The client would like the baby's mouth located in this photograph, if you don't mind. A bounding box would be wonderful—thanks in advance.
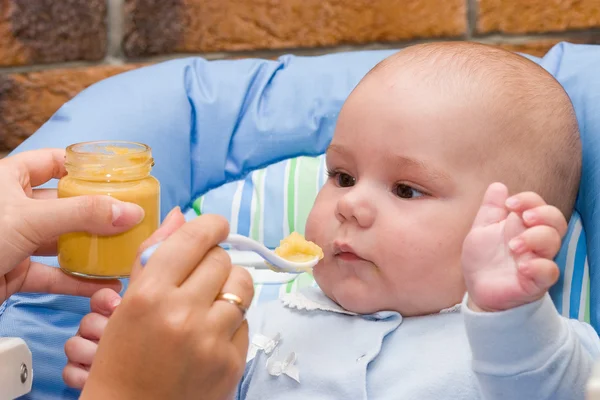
[336,252,364,262]
[333,241,367,262]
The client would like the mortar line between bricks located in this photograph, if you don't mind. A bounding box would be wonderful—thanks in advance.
[0,61,109,74]
[475,29,600,43]
[466,0,479,38]
[473,27,600,39]
[121,36,467,64]
[105,0,125,63]
[123,30,600,63]
[1,30,600,74]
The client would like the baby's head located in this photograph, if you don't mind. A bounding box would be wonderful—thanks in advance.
[305,42,581,316]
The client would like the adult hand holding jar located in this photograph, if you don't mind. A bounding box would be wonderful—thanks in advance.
[2,147,254,399]
[0,148,144,303]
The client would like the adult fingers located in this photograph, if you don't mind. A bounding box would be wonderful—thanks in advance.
[32,241,60,256]
[31,188,57,200]
[138,214,230,287]
[18,262,122,297]
[29,187,76,255]
[177,246,232,307]
[204,266,254,337]
[231,321,250,366]
[129,207,186,282]
[2,148,67,188]
[139,207,185,250]
[29,192,151,255]
[23,195,144,244]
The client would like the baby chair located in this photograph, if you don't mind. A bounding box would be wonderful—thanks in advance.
[0,42,599,399]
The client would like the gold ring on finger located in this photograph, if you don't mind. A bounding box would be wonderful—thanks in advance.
[215,292,248,316]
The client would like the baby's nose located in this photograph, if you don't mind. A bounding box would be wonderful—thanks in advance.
[335,189,376,228]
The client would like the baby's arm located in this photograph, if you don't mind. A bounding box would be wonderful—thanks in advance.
[461,183,600,399]
[463,293,600,400]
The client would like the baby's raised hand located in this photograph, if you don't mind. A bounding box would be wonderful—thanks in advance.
[63,288,121,389]
[462,182,567,312]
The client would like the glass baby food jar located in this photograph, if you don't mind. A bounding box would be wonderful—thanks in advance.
[57,141,160,279]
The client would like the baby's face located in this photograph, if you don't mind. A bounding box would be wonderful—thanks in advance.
[305,72,496,316]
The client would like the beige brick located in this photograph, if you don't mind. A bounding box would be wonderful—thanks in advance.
[0,65,141,151]
[478,0,600,34]
[124,0,467,57]
[0,0,107,67]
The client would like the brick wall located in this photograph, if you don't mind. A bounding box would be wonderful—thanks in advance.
[1,0,600,156]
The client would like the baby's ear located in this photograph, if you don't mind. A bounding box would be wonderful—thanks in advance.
[471,183,510,229]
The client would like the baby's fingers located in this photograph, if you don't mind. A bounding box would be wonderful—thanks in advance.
[63,318,102,389]
[506,192,547,213]
[518,258,560,292]
[522,205,568,238]
[64,336,98,367]
[63,362,89,389]
[79,312,110,342]
[90,288,122,317]
[509,225,562,259]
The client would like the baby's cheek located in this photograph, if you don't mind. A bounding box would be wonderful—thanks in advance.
[306,188,339,249]
[305,204,323,242]
[305,215,319,244]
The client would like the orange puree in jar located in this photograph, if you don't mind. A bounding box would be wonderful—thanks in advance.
[274,232,324,263]
[57,141,160,279]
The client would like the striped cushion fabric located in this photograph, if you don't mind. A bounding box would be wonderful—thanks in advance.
[192,155,590,322]
[193,155,327,249]
[551,212,590,322]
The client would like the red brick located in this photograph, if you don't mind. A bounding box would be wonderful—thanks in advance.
[0,65,141,151]
[124,0,467,57]
[478,0,600,34]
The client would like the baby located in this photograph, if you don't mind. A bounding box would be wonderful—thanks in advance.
[66,42,600,399]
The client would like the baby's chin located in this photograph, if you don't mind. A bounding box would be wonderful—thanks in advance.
[336,296,385,315]
[313,266,389,314]
[314,265,463,316]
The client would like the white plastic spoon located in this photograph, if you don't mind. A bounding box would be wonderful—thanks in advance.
[140,233,319,273]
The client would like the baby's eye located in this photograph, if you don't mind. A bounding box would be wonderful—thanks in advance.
[327,170,356,187]
[394,184,424,199]
[337,172,356,187]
